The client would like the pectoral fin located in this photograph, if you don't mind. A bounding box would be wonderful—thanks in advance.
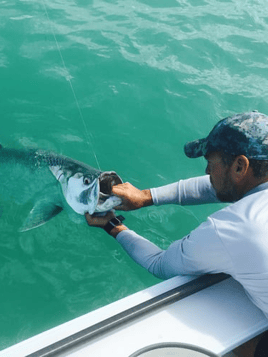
[20,200,63,232]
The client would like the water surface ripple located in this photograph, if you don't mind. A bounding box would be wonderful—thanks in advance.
[0,0,268,350]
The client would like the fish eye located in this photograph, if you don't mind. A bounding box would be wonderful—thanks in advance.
[83,177,90,185]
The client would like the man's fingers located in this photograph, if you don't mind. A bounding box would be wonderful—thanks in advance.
[85,212,95,226]
[85,211,115,227]
[113,204,127,211]
[112,182,132,196]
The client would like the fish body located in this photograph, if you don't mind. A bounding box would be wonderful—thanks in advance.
[0,146,122,231]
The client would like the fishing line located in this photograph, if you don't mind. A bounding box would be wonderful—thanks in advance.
[41,0,101,170]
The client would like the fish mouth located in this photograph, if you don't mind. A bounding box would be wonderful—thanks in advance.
[99,171,122,195]
[97,171,123,207]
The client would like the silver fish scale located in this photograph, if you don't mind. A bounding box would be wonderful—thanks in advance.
[35,151,65,167]
[0,147,100,180]
[36,151,101,180]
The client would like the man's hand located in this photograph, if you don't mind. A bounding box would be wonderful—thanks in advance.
[85,211,116,228]
[85,211,128,238]
[112,183,153,211]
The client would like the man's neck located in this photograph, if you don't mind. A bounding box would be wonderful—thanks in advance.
[239,176,268,200]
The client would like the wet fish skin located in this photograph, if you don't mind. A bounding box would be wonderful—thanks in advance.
[0,145,122,231]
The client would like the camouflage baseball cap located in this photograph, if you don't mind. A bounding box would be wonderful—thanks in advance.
[184,111,268,159]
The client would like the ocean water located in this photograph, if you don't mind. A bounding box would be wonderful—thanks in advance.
[1,0,268,350]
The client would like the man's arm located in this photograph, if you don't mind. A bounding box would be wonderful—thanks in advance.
[85,212,231,280]
[112,175,219,211]
[115,217,232,280]
[112,183,153,211]
[151,175,219,206]
[111,176,218,212]
[85,212,171,279]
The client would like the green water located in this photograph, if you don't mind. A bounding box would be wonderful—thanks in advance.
[1,0,268,350]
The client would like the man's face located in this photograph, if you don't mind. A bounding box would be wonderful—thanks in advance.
[205,152,238,202]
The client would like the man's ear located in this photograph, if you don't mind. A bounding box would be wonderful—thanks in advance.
[230,155,250,182]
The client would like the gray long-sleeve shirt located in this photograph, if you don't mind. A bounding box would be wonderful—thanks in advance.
[116,175,268,318]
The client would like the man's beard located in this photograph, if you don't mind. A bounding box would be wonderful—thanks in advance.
[215,175,241,203]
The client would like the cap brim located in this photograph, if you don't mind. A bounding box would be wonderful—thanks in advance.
[184,138,208,158]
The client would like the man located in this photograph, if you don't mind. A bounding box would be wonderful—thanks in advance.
[86,111,268,356]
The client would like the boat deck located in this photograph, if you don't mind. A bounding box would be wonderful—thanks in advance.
[1,275,268,357]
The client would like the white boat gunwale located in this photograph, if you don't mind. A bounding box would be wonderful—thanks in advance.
[1,274,268,357]
[25,273,229,357]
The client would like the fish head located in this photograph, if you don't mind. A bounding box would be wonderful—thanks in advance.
[49,164,100,215]
[50,163,123,215]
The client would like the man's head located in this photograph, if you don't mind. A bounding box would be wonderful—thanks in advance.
[184,111,268,202]
[184,111,268,159]
[204,152,250,202]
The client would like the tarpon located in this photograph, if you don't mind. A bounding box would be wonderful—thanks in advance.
[0,144,122,231]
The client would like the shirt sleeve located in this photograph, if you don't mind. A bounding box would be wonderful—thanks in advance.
[116,218,233,280]
[151,175,219,206]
